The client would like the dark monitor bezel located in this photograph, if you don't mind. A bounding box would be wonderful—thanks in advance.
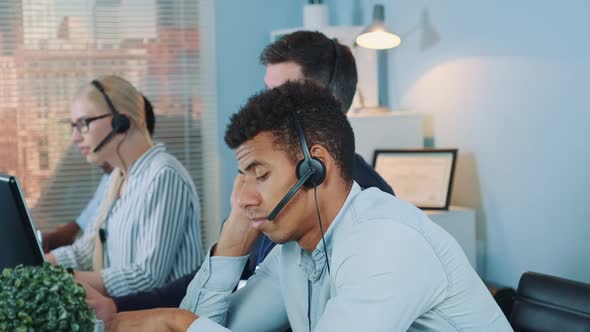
[372,149,458,210]
[0,173,45,268]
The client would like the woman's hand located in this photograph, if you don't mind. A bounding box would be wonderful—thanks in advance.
[44,252,57,265]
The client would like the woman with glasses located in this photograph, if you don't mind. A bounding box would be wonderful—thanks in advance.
[41,96,155,252]
[46,75,204,298]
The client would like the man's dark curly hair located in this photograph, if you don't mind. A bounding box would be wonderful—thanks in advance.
[225,81,355,184]
[260,30,358,114]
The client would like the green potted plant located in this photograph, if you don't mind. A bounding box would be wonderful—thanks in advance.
[0,263,95,332]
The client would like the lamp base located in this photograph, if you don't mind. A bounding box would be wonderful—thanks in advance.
[348,106,391,116]
[303,4,329,29]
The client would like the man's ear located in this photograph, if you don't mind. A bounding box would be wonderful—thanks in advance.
[310,144,331,169]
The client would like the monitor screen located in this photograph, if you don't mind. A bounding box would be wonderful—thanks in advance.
[0,174,45,270]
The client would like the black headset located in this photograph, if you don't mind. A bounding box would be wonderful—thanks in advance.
[91,80,130,153]
[266,113,326,221]
[328,38,342,92]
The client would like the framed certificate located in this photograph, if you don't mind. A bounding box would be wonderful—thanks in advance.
[372,149,458,210]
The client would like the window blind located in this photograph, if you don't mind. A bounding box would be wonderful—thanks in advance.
[0,0,221,248]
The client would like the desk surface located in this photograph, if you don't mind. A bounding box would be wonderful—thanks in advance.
[424,206,474,215]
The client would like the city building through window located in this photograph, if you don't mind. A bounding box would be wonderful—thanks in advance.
[0,0,220,247]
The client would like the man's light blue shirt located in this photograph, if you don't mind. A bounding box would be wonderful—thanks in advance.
[75,173,111,231]
[181,182,512,331]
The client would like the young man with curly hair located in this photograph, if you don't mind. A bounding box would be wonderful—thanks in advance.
[109,81,511,332]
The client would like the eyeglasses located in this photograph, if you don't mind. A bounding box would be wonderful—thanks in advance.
[70,113,112,134]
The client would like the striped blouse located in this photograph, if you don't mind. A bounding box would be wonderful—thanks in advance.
[52,143,204,297]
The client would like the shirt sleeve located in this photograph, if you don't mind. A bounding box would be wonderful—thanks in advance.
[50,223,96,270]
[180,245,289,332]
[224,247,290,332]
[102,167,198,297]
[114,270,198,311]
[313,221,448,331]
[179,245,248,323]
[186,317,231,332]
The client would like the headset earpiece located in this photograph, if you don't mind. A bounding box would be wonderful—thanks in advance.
[112,113,130,133]
[296,155,326,187]
[293,113,326,188]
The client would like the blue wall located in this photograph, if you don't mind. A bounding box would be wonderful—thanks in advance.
[214,0,305,219]
[327,0,590,286]
[214,0,590,287]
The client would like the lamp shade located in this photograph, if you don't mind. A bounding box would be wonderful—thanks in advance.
[356,4,401,50]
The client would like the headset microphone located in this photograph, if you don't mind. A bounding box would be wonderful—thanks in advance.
[91,80,130,153]
[93,130,118,153]
[267,167,314,221]
[265,113,326,221]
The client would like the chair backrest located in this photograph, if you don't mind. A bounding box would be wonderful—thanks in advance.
[510,271,590,332]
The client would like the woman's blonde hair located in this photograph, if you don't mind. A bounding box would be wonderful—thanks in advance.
[76,75,152,270]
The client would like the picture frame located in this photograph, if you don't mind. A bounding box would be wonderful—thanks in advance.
[372,149,458,210]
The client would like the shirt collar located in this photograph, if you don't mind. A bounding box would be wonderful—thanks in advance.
[314,181,361,253]
[298,181,362,279]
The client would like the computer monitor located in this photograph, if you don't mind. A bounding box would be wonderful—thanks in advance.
[0,173,45,270]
